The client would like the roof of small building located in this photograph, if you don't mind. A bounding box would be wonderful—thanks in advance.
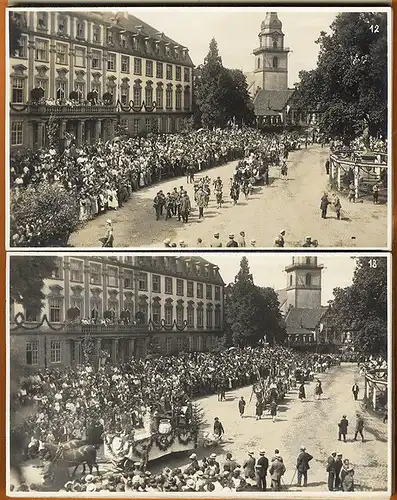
[254,89,295,116]
[285,307,327,333]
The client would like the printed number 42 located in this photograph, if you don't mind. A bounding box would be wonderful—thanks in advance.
[369,259,378,268]
[370,25,380,33]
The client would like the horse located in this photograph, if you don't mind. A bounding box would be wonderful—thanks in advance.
[38,441,99,477]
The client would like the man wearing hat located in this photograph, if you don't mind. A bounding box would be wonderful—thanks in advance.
[334,453,343,490]
[210,233,222,247]
[338,415,348,442]
[256,451,269,491]
[269,454,286,491]
[237,231,246,247]
[189,453,200,471]
[296,446,313,487]
[213,417,224,439]
[275,230,285,248]
[163,238,171,248]
[243,451,256,480]
[208,453,220,472]
[226,234,238,248]
[354,412,365,442]
[326,451,337,491]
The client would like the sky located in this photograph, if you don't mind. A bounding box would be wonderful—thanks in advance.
[124,8,338,87]
[205,253,358,305]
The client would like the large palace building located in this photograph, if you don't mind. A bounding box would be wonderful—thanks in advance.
[9,10,194,150]
[10,256,225,371]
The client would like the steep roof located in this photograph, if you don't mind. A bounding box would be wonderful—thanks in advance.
[285,307,327,334]
[254,89,295,116]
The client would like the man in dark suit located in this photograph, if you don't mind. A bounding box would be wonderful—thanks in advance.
[334,453,343,490]
[338,415,348,442]
[352,383,359,400]
[326,451,337,491]
[255,451,269,491]
[296,446,313,487]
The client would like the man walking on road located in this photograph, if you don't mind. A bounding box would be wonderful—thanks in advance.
[338,415,348,442]
[326,451,337,491]
[296,445,313,487]
[238,396,246,418]
[354,413,365,442]
[352,383,359,400]
[255,451,269,491]
[320,192,330,219]
[213,417,225,440]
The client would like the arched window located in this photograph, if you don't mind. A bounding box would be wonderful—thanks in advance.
[257,57,261,69]
[273,57,278,68]
[289,275,293,286]
[305,274,312,286]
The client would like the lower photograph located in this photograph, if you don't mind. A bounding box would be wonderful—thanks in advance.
[7,252,391,497]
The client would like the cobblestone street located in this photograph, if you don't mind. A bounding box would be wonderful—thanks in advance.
[69,146,388,249]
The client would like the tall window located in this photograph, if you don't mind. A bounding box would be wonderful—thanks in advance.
[215,286,220,301]
[175,66,181,81]
[56,82,67,100]
[197,309,204,328]
[206,284,212,300]
[11,78,24,103]
[183,68,190,82]
[70,260,83,282]
[187,282,194,297]
[106,28,114,44]
[56,44,67,65]
[197,283,203,299]
[15,36,27,58]
[215,309,221,327]
[134,58,142,75]
[289,275,293,286]
[165,277,173,294]
[145,86,153,105]
[52,258,63,279]
[176,307,184,326]
[35,39,48,61]
[184,89,190,109]
[107,53,116,71]
[156,87,163,108]
[124,270,133,289]
[152,303,161,324]
[76,21,85,39]
[166,88,172,109]
[166,64,172,80]
[206,309,213,328]
[152,275,161,293]
[90,263,101,284]
[146,60,153,77]
[133,118,140,135]
[121,55,129,73]
[120,34,127,48]
[107,266,118,287]
[49,297,63,323]
[176,279,184,296]
[165,306,173,325]
[133,86,141,106]
[58,15,68,34]
[74,82,85,100]
[187,307,194,327]
[50,340,61,363]
[165,338,172,354]
[273,56,278,68]
[91,50,101,69]
[26,341,39,365]
[121,87,129,105]
[139,272,148,291]
[36,78,48,97]
[273,40,278,48]
[257,57,261,69]
[305,274,312,286]
[156,62,163,79]
[175,90,182,110]
[92,25,101,43]
[75,47,86,67]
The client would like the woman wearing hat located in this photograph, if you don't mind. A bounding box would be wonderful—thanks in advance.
[340,459,354,491]
[102,220,114,247]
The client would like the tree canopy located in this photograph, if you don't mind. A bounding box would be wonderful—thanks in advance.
[331,257,387,356]
[293,12,388,143]
[195,38,254,128]
[9,13,23,57]
[10,256,57,316]
[225,257,286,347]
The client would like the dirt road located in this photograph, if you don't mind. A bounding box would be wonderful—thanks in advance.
[69,146,388,249]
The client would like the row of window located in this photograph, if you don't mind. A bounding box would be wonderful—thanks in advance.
[11,76,191,110]
[26,340,61,365]
[27,13,188,61]
[289,274,313,286]
[15,37,191,83]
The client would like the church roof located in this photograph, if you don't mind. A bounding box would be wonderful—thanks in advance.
[254,89,295,116]
[285,307,327,334]
[261,12,282,31]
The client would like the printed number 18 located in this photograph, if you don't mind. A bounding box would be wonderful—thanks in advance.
[369,259,378,269]
[370,25,380,33]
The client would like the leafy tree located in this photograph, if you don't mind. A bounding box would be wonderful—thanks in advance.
[225,257,267,347]
[9,13,22,57]
[293,12,388,143]
[10,256,57,316]
[258,287,287,344]
[331,257,387,356]
[195,38,254,128]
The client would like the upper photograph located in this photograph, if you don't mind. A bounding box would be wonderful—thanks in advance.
[7,7,391,249]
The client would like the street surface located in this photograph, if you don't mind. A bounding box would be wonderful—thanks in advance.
[12,363,388,493]
[69,146,388,248]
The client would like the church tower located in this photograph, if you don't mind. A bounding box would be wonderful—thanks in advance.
[285,257,323,310]
[253,12,290,91]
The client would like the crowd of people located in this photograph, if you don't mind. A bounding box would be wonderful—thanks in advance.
[10,127,299,246]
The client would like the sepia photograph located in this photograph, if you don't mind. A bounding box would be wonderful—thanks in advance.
[7,7,391,250]
[7,253,391,495]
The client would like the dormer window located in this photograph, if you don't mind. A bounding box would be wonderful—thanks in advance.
[107,29,114,45]
[93,25,101,43]
[120,34,127,48]
[58,16,67,34]
[37,12,48,30]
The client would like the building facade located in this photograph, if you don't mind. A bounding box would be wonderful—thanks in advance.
[10,256,225,371]
[9,10,194,150]
[285,256,323,311]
